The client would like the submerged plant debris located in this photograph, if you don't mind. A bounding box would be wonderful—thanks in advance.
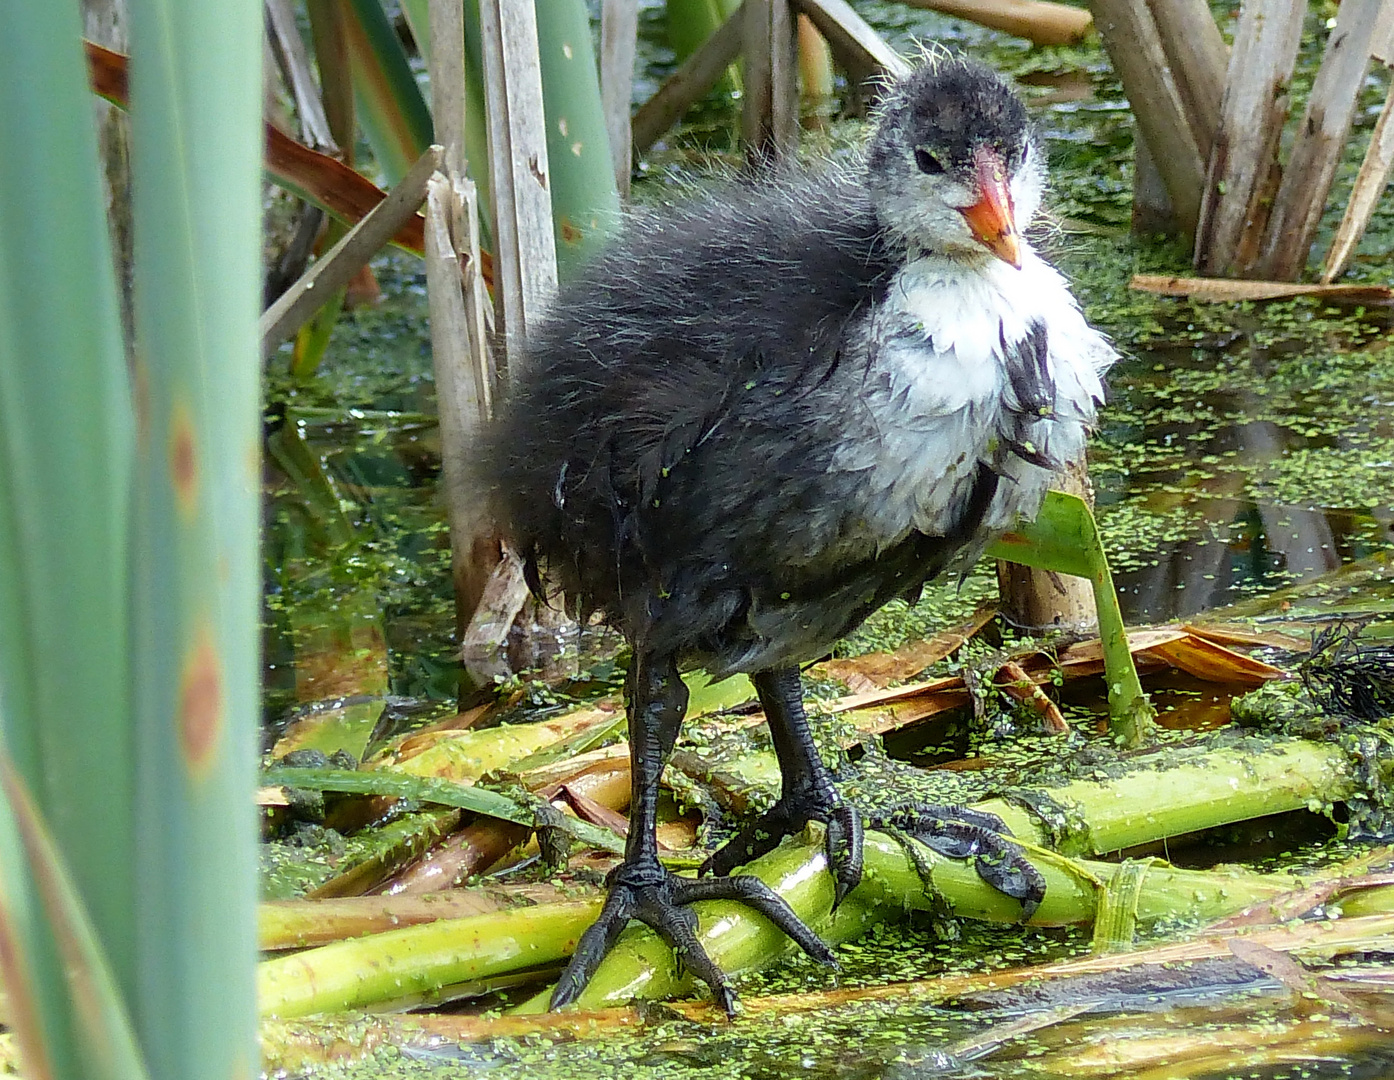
[1302,622,1394,722]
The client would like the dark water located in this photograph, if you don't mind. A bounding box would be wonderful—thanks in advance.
[1096,326,1394,623]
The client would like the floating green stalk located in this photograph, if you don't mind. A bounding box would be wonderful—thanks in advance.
[253,733,1355,1018]
[260,900,602,1017]
[511,829,1303,1012]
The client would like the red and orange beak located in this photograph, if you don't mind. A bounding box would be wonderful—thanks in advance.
[960,148,1020,268]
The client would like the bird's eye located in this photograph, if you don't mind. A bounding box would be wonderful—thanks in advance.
[914,148,945,176]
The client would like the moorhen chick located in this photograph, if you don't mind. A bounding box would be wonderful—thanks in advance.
[484,52,1116,1013]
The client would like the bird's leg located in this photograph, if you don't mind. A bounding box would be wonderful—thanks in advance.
[701,671,1044,920]
[871,804,1046,918]
[701,668,864,908]
[550,652,835,1016]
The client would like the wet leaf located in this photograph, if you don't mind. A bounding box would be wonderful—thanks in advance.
[815,605,996,690]
[264,766,534,824]
[381,710,614,781]
[1146,634,1287,687]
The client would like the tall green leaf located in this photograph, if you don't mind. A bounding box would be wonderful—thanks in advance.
[296,0,361,376]
[0,756,151,1080]
[0,3,135,1074]
[363,0,617,275]
[536,0,622,276]
[667,0,743,98]
[128,0,261,1075]
[343,0,435,184]
[289,0,438,372]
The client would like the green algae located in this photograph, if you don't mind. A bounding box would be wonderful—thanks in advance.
[741,917,1092,997]
[263,253,466,719]
[835,566,1001,658]
[260,808,455,900]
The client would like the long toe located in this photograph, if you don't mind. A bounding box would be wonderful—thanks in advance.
[678,874,837,968]
[636,896,740,1017]
[824,803,864,910]
[700,802,803,878]
[553,859,838,1014]
[702,786,859,880]
[550,885,637,1010]
[974,847,1046,919]
[880,805,1002,861]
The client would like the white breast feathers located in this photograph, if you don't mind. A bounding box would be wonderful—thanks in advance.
[835,245,1115,547]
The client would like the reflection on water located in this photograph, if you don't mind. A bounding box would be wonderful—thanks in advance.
[1095,327,1394,625]
[1115,497,1368,622]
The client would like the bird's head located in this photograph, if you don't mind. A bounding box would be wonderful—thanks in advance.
[866,53,1042,267]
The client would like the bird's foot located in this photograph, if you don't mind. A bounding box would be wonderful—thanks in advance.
[550,855,837,1017]
[872,804,1046,918]
[700,790,864,909]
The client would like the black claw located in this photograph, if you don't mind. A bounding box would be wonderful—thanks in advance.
[972,848,1046,919]
[704,787,868,913]
[551,858,838,1013]
[702,809,794,879]
[684,873,838,967]
[647,902,738,1015]
[825,803,864,911]
[709,979,740,1019]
